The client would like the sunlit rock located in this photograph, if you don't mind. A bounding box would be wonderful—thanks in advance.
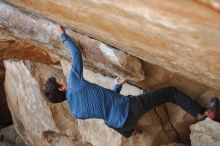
[197,0,220,10]
[5,0,220,90]
[1,0,220,145]
[0,2,144,81]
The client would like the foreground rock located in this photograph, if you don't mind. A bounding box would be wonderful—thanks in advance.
[5,0,220,91]
[4,60,78,146]
[190,118,220,146]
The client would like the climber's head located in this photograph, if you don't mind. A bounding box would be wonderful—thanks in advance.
[44,77,67,103]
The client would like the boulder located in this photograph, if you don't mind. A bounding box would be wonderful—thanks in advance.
[190,118,220,146]
[1,0,220,146]
[0,125,28,146]
[0,2,144,81]
[4,60,78,146]
[5,0,220,91]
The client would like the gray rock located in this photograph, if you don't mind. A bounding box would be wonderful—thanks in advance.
[0,125,28,146]
[190,118,220,146]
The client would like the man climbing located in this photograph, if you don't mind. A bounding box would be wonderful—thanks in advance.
[44,26,219,138]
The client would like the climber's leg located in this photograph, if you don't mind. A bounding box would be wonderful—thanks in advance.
[136,87,206,117]
[111,96,145,138]
[112,87,206,138]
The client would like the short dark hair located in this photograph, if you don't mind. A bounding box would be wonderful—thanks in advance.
[44,77,66,103]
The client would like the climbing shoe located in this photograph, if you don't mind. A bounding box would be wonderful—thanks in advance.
[207,97,220,121]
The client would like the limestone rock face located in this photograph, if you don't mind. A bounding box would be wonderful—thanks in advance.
[1,0,220,146]
[197,0,220,10]
[0,2,144,81]
[5,0,220,91]
[0,125,28,146]
[0,40,59,65]
[4,60,78,146]
[190,118,220,146]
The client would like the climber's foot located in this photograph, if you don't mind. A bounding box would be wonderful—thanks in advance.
[207,97,220,121]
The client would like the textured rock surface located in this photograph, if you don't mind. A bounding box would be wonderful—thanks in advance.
[5,0,220,91]
[0,125,28,146]
[1,0,220,146]
[4,60,79,146]
[0,40,59,65]
[190,118,220,146]
[0,2,144,81]
[197,0,220,10]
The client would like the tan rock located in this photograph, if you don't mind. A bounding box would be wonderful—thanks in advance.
[0,40,59,65]
[4,60,78,146]
[5,0,220,91]
[196,0,220,10]
[2,1,220,145]
[0,2,144,81]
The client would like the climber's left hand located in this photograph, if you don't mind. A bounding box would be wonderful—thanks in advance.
[115,76,126,85]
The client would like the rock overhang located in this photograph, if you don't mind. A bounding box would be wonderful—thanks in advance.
[2,0,220,91]
[1,1,220,146]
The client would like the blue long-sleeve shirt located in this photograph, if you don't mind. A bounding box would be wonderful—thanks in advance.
[60,33,129,128]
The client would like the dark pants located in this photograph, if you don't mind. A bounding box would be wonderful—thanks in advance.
[113,87,204,138]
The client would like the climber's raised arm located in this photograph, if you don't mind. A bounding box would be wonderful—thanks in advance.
[113,76,126,93]
[56,26,83,82]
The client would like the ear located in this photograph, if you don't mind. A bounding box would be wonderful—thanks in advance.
[58,86,65,92]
